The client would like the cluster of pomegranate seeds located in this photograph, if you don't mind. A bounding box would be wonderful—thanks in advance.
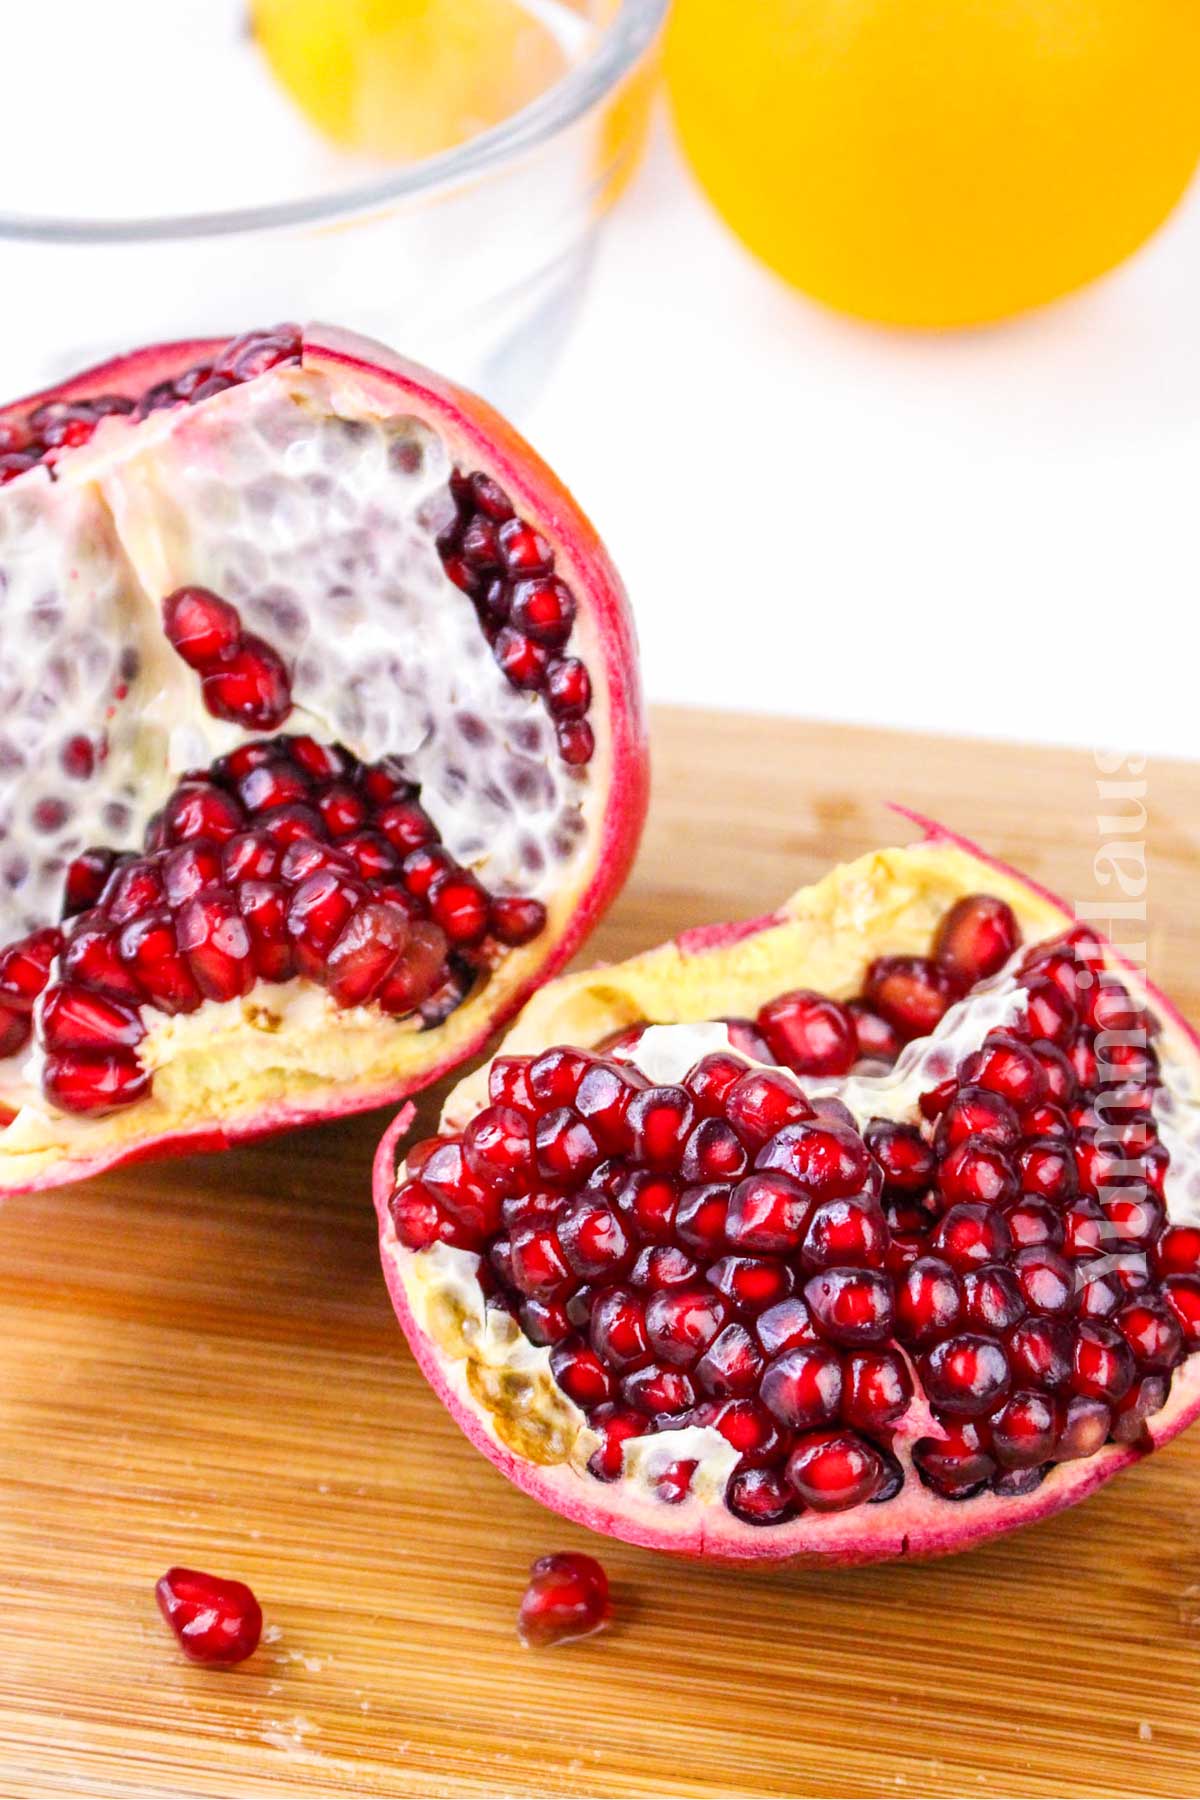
[0,326,301,486]
[0,733,547,1115]
[155,1566,263,1666]
[436,470,594,768]
[391,892,1198,1523]
[162,587,293,731]
[518,1551,611,1648]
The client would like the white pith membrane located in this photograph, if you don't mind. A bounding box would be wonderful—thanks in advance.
[0,356,613,1187]
[378,841,1200,1562]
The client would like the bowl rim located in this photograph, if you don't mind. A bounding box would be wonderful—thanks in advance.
[0,0,670,245]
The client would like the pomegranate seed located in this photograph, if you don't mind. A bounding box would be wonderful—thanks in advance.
[933,894,1019,986]
[615,1170,680,1242]
[545,657,591,719]
[509,577,575,648]
[587,1407,645,1480]
[723,1068,812,1146]
[1008,1316,1073,1389]
[864,955,958,1040]
[865,1120,935,1193]
[162,587,242,667]
[626,1086,695,1170]
[490,895,548,946]
[176,893,254,1001]
[494,626,549,688]
[725,1171,810,1254]
[1114,1297,1183,1371]
[557,1195,631,1279]
[621,1361,696,1415]
[756,1295,818,1356]
[43,1049,150,1115]
[1016,1138,1078,1204]
[201,637,292,729]
[912,1421,996,1496]
[156,1566,262,1666]
[848,1001,903,1063]
[1071,1321,1135,1402]
[529,1047,595,1107]
[932,1203,1013,1271]
[575,1061,640,1154]
[162,783,245,846]
[518,1553,609,1650]
[1012,1246,1077,1318]
[803,1267,894,1345]
[801,1193,889,1269]
[1053,1394,1113,1461]
[549,1339,614,1409]
[706,1254,793,1311]
[895,1255,963,1343]
[757,989,857,1076]
[40,983,145,1054]
[534,1109,601,1183]
[960,1034,1046,1109]
[1020,978,1078,1047]
[556,720,595,765]
[726,1466,797,1526]
[786,1430,884,1511]
[1003,1195,1064,1249]
[937,1137,1018,1208]
[680,1116,749,1182]
[428,870,490,947]
[118,911,202,1013]
[842,1348,914,1429]
[1159,1276,1200,1347]
[755,1119,872,1198]
[1154,1225,1200,1278]
[589,1287,649,1369]
[390,1181,472,1250]
[920,1334,1011,1416]
[695,1322,766,1396]
[497,517,549,571]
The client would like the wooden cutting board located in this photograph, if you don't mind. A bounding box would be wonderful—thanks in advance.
[2,707,1199,1800]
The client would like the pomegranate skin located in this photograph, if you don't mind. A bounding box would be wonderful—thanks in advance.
[0,326,648,1196]
[375,820,1200,1566]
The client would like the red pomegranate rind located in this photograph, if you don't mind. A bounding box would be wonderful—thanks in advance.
[0,327,647,1196]
[375,824,1200,1565]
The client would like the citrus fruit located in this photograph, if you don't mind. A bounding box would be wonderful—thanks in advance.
[666,0,1200,327]
[252,0,570,163]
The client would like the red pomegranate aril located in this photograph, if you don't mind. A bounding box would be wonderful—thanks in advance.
[865,1120,935,1194]
[574,1061,640,1154]
[163,783,246,847]
[118,911,202,1013]
[43,1049,150,1115]
[848,1002,903,1064]
[494,626,549,688]
[238,759,310,815]
[390,1180,472,1251]
[428,871,490,947]
[681,1116,749,1183]
[201,637,292,730]
[490,895,548,947]
[1101,1192,1165,1250]
[933,893,1020,986]
[489,1055,538,1118]
[684,1051,748,1116]
[509,1223,572,1299]
[1021,1101,1071,1140]
[549,1339,614,1408]
[961,1264,1026,1334]
[463,1105,535,1197]
[706,1254,793,1311]
[156,1565,263,1666]
[162,587,242,668]
[529,1047,595,1107]
[534,1109,601,1183]
[556,719,595,765]
[1161,1276,1200,1347]
[40,984,145,1054]
[521,1296,574,1345]
[1008,1315,1073,1389]
[518,1553,610,1650]
[1021,978,1078,1047]
[627,1086,695,1171]
[1016,1139,1078,1206]
[803,1267,894,1346]
[786,1430,885,1512]
[920,1333,1011,1416]
[1071,1321,1135,1402]
[644,1285,728,1365]
[1111,1373,1170,1444]
[1012,1246,1077,1318]
[509,577,575,648]
[618,1356,695,1413]
[726,1465,798,1526]
[695,1321,765,1396]
[935,1086,1021,1154]
[629,1244,696,1290]
[1063,1197,1108,1259]
[237,881,295,982]
[842,1348,913,1429]
[63,847,122,917]
[864,955,958,1041]
[325,900,415,1006]
[590,1287,649,1369]
[587,1406,645,1481]
[895,1255,963,1343]
[60,916,143,1003]
[960,1035,1046,1110]
[725,1171,810,1254]
[937,1137,1018,1209]
[723,1068,813,1147]
[1052,1394,1112,1462]
[1003,1196,1064,1251]
[800,1193,890,1270]
[1114,1297,1183,1371]
[614,1170,680,1243]
[286,869,367,978]
[175,893,255,1002]
[912,1420,996,1497]
[422,1142,503,1237]
[757,989,857,1077]
[1154,1226,1200,1278]
[545,658,591,719]
[933,1203,1013,1271]
[755,1119,872,1199]
[990,1391,1059,1468]
[496,516,550,572]
[760,1342,842,1429]
[756,1295,818,1356]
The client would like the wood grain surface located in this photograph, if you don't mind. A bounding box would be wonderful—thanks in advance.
[2,707,1198,1800]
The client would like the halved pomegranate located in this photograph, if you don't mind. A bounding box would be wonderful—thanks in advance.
[0,326,646,1195]
[375,820,1200,1564]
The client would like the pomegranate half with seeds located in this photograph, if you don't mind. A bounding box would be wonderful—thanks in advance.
[376,820,1200,1564]
[0,325,646,1195]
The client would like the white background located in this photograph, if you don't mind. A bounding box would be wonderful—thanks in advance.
[529,117,1200,763]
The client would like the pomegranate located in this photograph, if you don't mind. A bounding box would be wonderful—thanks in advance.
[155,1565,263,1665]
[375,820,1200,1564]
[517,1551,611,1647]
[0,325,646,1195]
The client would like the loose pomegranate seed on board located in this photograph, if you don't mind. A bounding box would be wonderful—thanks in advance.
[518,1552,610,1648]
[155,1566,263,1666]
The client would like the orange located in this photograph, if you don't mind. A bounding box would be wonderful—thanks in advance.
[666,0,1200,327]
[252,0,570,163]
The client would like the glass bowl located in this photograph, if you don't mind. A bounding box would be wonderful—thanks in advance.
[0,0,668,416]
